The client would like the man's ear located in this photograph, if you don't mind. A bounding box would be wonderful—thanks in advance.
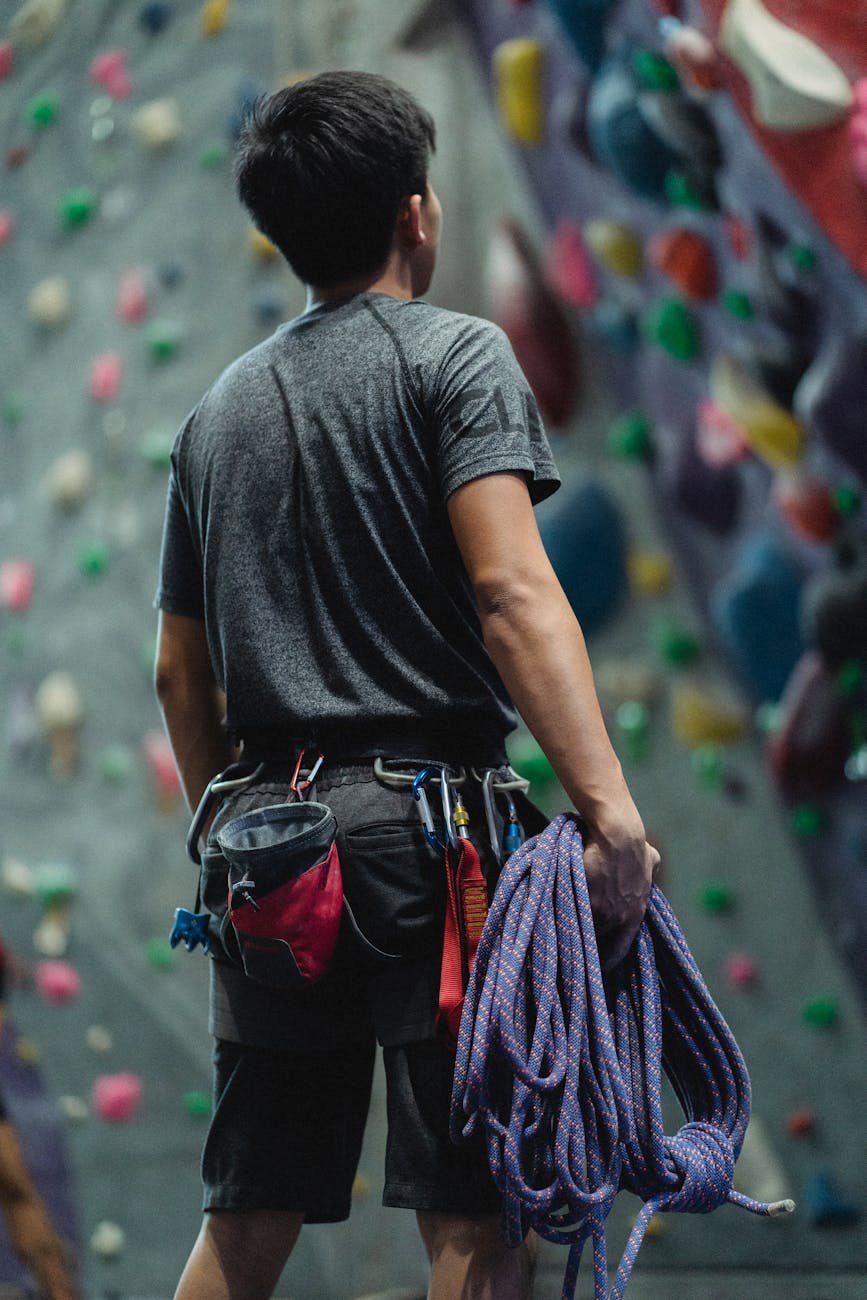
[397,193,426,248]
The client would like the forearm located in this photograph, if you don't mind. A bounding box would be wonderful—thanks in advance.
[480,576,639,831]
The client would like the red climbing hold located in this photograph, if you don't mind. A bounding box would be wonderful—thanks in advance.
[89,352,123,403]
[767,651,852,802]
[544,219,599,309]
[772,469,838,544]
[92,1072,143,1123]
[648,227,717,302]
[0,558,35,611]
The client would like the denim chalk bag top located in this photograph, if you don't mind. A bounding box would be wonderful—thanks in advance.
[216,801,342,989]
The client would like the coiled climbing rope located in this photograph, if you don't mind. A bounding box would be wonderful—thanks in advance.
[450,813,794,1299]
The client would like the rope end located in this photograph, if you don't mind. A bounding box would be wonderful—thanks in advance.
[768,1199,796,1217]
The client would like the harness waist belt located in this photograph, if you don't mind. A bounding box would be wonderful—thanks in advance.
[233,723,509,768]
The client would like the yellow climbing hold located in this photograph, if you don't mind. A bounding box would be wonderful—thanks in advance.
[628,548,673,596]
[493,38,545,146]
[351,1172,370,1197]
[248,228,280,261]
[710,356,806,468]
[15,1038,41,1066]
[643,1212,665,1241]
[200,0,230,37]
[583,219,643,279]
[672,681,750,747]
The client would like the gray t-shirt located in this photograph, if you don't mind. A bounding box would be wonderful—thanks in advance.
[155,291,560,755]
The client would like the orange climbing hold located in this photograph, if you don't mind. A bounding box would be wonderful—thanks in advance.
[648,227,717,301]
[772,469,838,544]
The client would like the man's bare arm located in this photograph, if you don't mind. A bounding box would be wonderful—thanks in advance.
[154,611,237,817]
[447,471,659,964]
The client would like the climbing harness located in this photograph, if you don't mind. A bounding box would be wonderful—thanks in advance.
[172,749,343,990]
[450,813,795,1300]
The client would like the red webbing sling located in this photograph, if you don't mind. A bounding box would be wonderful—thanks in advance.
[438,833,489,1048]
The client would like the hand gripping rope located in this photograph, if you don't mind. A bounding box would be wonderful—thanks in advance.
[449,813,794,1300]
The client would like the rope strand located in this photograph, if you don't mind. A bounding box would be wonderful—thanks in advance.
[450,814,794,1300]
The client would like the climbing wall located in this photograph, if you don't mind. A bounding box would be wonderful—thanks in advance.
[0,0,865,1295]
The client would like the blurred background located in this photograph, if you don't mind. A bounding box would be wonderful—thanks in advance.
[0,1,865,1296]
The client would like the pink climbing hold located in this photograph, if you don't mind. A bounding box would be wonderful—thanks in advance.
[89,352,123,402]
[695,400,748,468]
[725,214,751,261]
[90,50,132,100]
[0,211,13,245]
[0,558,35,611]
[92,1072,143,1123]
[544,219,599,309]
[0,41,14,80]
[724,952,759,989]
[35,960,81,1003]
[772,469,838,544]
[116,268,149,323]
[849,80,867,188]
[143,730,182,804]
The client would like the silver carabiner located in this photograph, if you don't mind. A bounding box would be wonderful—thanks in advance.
[480,769,502,867]
[440,764,460,850]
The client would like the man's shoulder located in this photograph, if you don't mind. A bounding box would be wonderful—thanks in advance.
[371,297,508,369]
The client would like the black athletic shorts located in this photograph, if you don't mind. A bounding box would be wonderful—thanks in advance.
[199,756,548,1221]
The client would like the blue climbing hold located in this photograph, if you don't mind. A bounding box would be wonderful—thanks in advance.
[587,299,640,355]
[227,76,267,142]
[543,0,613,73]
[804,1170,860,1227]
[539,480,627,634]
[587,56,681,200]
[139,2,172,34]
[711,537,804,701]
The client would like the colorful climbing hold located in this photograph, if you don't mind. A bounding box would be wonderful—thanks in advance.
[803,1171,859,1227]
[607,410,653,461]
[25,92,60,128]
[724,952,759,989]
[201,0,230,36]
[652,615,701,668]
[711,536,804,700]
[252,286,286,326]
[146,937,174,970]
[690,743,727,791]
[664,168,713,211]
[0,41,14,78]
[77,539,110,578]
[2,392,25,425]
[143,730,182,808]
[35,960,81,1003]
[672,682,749,747]
[587,299,640,354]
[644,295,700,362]
[695,881,735,913]
[33,863,77,911]
[133,97,181,149]
[0,211,13,246]
[544,220,598,309]
[88,352,123,403]
[139,1,172,33]
[648,227,716,301]
[145,319,183,363]
[92,1072,143,1123]
[772,469,838,544]
[615,700,651,762]
[58,1095,89,1122]
[594,659,661,710]
[183,1090,212,1118]
[722,289,753,320]
[199,140,228,169]
[583,218,643,278]
[100,745,133,782]
[116,267,149,323]
[507,733,558,794]
[28,275,72,328]
[790,804,827,837]
[660,19,718,91]
[632,49,679,92]
[695,400,748,468]
[11,0,67,47]
[47,449,92,509]
[85,1025,113,1054]
[139,427,174,469]
[0,559,35,612]
[627,549,672,597]
[587,57,680,200]
[492,37,546,147]
[58,186,97,228]
[90,1221,126,1259]
[89,50,131,99]
[768,652,851,802]
[35,674,83,778]
[833,484,861,519]
[786,1108,815,1138]
[540,481,627,632]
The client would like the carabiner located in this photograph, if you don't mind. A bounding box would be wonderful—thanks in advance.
[412,769,442,850]
[440,765,461,851]
[480,770,503,867]
[290,748,325,799]
[186,760,265,865]
[503,792,525,857]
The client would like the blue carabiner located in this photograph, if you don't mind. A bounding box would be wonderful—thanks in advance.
[412,769,443,851]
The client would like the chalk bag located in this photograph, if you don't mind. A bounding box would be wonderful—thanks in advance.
[216,801,342,989]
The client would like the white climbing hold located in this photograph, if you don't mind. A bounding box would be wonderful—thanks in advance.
[58,1095,89,1122]
[46,450,92,509]
[85,1025,114,1055]
[90,1221,126,1259]
[35,671,83,779]
[132,97,181,149]
[28,276,72,328]
[10,0,67,47]
[1,856,34,898]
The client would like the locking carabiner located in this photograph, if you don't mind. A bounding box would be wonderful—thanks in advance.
[290,748,325,800]
[412,769,442,850]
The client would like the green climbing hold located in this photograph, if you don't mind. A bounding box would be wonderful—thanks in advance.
[801,995,838,1028]
[722,290,753,320]
[100,746,133,782]
[836,660,863,698]
[139,428,174,469]
[3,621,28,658]
[691,743,727,791]
[652,616,701,668]
[615,700,651,762]
[35,864,78,909]
[833,484,861,517]
[77,540,109,578]
[790,804,827,836]
[664,169,712,211]
[632,49,679,91]
[145,320,183,363]
[2,393,25,426]
[146,937,175,970]
[183,1090,212,1118]
[644,296,700,362]
[58,187,97,228]
[696,881,735,913]
[26,93,60,128]
[607,410,653,460]
[199,141,228,169]
[788,242,817,272]
[755,701,783,735]
[507,733,557,791]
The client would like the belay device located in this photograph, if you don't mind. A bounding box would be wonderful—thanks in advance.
[171,750,343,990]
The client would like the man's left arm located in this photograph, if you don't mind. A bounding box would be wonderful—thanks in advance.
[154,611,237,817]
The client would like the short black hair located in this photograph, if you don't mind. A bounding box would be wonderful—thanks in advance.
[235,70,436,288]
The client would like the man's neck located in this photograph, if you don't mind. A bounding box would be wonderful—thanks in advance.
[306,258,414,310]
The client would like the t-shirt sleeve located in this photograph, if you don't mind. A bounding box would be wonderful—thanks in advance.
[153,460,205,618]
[431,319,561,505]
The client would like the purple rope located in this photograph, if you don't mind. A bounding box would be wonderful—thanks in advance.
[450,814,794,1300]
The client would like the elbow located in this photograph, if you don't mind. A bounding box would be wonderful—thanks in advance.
[473,569,557,625]
[154,654,179,705]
